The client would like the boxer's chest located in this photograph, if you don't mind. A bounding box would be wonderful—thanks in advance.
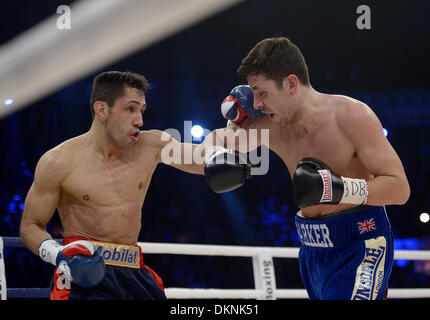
[270,120,357,177]
[60,152,156,206]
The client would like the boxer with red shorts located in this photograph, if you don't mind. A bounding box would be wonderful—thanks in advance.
[43,237,165,300]
[20,71,211,299]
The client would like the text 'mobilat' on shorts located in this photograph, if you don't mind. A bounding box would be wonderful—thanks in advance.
[50,237,166,300]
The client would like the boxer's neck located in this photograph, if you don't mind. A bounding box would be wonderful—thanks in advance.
[86,120,127,160]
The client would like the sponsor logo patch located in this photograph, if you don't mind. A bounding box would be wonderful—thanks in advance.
[92,241,141,269]
[318,169,332,202]
[351,236,387,300]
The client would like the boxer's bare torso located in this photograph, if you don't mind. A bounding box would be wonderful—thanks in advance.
[257,95,374,217]
[21,85,205,254]
[54,131,161,244]
[23,129,169,249]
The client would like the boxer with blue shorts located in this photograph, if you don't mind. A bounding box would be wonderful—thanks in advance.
[295,205,394,300]
[208,37,410,300]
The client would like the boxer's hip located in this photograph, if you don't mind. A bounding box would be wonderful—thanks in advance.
[294,205,392,249]
[51,237,166,300]
[294,205,394,300]
[63,237,144,268]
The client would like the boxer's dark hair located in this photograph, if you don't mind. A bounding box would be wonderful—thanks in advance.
[90,71,150,118]
[237,37,310,87]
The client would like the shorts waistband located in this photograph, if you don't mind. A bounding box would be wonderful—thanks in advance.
[63,237,143,269]
[295,206,391,249]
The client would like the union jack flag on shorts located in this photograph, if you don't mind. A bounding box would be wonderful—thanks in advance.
[357,218,376,234]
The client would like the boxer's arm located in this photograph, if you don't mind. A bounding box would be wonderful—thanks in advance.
[339,102,410,206]
[223,120,264,152]
[20,149,66,255]
[163,138,206,174]
[205,116,270,154]
[151,126,261,175]
[147,129,205,174]
[158,82,270,171]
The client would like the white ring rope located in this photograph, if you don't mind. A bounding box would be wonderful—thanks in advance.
[138,242,300,258]
[137,241,430,299]
[0,237,430,299]
[138,241,430,260]
[394,250,430,261]
[164,288,430,299]
[2,237,430,299]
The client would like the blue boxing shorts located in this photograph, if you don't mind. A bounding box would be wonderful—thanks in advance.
[295,205,394,300]
[50,237,166,300]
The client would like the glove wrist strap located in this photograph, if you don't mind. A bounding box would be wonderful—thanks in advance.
[340,177,368,205]
[38,239,62,266]
[204,146,228,163]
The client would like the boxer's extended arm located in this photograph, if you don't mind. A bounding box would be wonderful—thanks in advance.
[150,129,205,174]
[157,84,268,171]
[152,85,269,183]
[20,149,65,255]
[340,102,410,206]
[149,128,255,192]
[216,121,266,153]
[152,125,262,175]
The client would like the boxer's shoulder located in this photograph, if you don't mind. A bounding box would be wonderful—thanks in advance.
[35,149,70,187]
[328,94,372,116]
[323,94,384,150]
[139,129,172,148]
[327,94,378,131]
[37,135,84,176]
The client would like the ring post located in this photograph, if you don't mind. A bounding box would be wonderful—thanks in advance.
[252,249,277,300]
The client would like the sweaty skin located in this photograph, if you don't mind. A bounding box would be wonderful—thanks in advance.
[20,87,205,254]
[214,73,410,218]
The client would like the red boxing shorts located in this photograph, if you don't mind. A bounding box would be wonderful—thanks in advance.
[50,237,166,300]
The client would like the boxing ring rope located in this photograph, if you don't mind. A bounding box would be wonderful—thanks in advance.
[2,236,430,299]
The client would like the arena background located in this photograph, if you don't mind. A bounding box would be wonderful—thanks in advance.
[0,0,429,295]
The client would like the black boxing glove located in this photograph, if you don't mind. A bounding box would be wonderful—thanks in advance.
[293,157,368,209]
[204,146,252,193]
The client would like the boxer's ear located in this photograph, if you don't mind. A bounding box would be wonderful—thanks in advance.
[282,74,299,96]
[93,101,109,120]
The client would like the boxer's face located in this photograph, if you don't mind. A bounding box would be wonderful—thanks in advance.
[247,73,295,126]
[105,86,146,149]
